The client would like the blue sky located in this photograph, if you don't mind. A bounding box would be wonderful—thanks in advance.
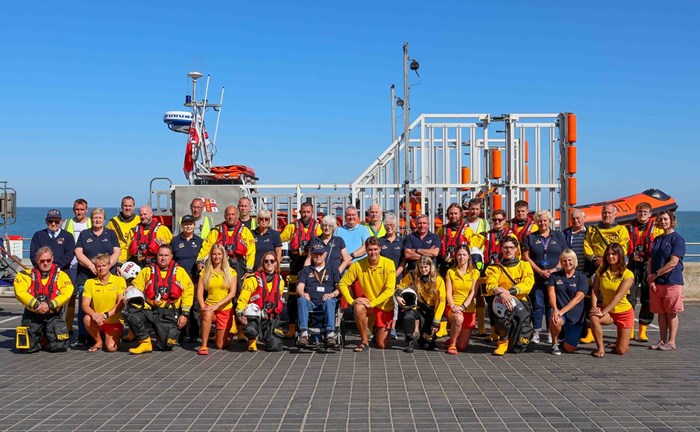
[3,1,699,209]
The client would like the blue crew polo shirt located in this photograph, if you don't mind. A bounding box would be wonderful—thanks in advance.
[336,224,371,261]
[298,264,340,305]
[380,236,405,269]
[75,229,120,286]
[171,233,204,281]
[523,230,568,283]
[253,228,283,270]
[404,231,441,272]
[651,232,685,286]
[309,236,347,273]
[547,270,589,324]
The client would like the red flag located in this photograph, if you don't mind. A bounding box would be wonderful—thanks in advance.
[183,121,198,178]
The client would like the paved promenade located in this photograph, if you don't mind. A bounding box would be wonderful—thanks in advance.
[0,298,698,432]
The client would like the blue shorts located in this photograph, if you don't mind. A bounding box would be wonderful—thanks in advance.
[562,318,583,348]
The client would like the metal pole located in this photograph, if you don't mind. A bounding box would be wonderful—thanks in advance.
[403,42,411,232]
[390,84,397,143]
[391,84,399,216]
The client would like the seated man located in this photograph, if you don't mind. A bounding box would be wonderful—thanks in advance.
[82,253,127,352]
[14,246,74,353]
[124,244,194,354]
[339,237,396,352]
[296,243,341,348]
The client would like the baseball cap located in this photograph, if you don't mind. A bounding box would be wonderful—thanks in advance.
[46,209,62,220]
[181,215,196,224]
[310,242,328,255]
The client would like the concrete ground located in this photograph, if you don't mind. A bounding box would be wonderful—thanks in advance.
[0,298,698,432]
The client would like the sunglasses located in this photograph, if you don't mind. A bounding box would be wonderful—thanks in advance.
[47,220,61,225]
[38,259,53,264]
[492,218,504,222]
[258,217,271,221]
[263,259,277,264]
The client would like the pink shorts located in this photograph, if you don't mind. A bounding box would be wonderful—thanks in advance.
[650,284,684,314]
[214,308,234,331]
[609,308,635,329]
[446,309,476,329]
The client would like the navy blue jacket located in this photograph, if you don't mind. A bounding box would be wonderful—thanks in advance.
[29,229,75,270]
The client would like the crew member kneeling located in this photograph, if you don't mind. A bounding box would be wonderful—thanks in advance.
[296,242,341,348]
[396,255,446,353]
[339,237,396,352]
[236,252,285,352]
[82,253,127,353]
[124,244,194,354]
[484,237,535,356]
[14,246,74,353]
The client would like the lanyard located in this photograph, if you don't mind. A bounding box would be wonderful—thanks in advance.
[313,268,327,285]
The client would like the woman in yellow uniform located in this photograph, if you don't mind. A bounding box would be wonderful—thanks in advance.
[396,255,446,353]
[82,253,127,352]
[589,243,634,358]
[484,237,535,356]
[445,245,479,354]
[196,244,237,355]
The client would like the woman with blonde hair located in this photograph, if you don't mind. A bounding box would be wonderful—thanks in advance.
[396,255,446,352]
[196,243,237,355]
[445,245,479,354]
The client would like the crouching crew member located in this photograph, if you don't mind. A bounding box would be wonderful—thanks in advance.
[484,237,534,356]
[444,245,480,354]
[125,244,194,355]
[236,252,285,352]
[339,237,396,352]
[296,242,341,348]
[120,205,173,269]
[396,255,446,353]
[14,246,74,353]
[82,253,127,352]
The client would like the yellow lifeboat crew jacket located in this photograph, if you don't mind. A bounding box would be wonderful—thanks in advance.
[484,259,535,301]
[198,222,256,273]
[15,265,74,312]
[397,272,446,323]
[132,263,194,313]
[119,221,173,264]
[108,214,141,255]
[583,223,630,263]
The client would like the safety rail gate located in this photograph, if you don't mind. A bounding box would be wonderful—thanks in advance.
[154,113,577,230]
[236,112,577,230]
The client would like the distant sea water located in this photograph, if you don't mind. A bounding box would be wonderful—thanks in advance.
[3,207,700,262]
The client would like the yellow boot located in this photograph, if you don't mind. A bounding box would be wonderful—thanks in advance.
[492,340,509,356]
[247,339,257,352]
[129,338,152,355]
[436,320,448,338]
[476,306,486,336]
[486,327,498,342]
[629,328,635,340]
[284,324,296,339]
[638,324,648,342]
[579,328,595,344]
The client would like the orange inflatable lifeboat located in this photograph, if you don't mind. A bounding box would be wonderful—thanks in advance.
[571,188,677,225]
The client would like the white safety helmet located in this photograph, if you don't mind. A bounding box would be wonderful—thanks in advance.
[244,303,261,318]
[121,262,142,280]
[400,288,418,310]
[492,295,517,318]
[124,286,145,305]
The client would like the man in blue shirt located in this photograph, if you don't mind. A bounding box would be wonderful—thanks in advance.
[403,214,441,272]
[30,209,75,271]
[336,206,371,262]
[170,215,203,343]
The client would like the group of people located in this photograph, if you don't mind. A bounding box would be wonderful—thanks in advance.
[14,195,686,359]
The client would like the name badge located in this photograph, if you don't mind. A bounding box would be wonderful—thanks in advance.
[316,286,325,292]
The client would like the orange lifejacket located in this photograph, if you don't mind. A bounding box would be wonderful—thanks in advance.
[290,219,317,255]
[247,271,283,316]
[483,228,514,265]
[440,222,471,259]
[216,222,248,259]
[29,264,61,302]
[144,261,183,302]
[129,221,162,259]
[511,218,535,245]
[627,219,655,261]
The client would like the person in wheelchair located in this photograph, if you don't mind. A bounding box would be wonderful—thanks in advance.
[296,242,341,348]
[395,255,446,352]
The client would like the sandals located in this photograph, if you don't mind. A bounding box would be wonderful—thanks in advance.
[354,342,370,353]
[88,345,102,353]
[605,343,616,349]
[198,347,209,355]
[446,345,458,355]
[591,351,605,358]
